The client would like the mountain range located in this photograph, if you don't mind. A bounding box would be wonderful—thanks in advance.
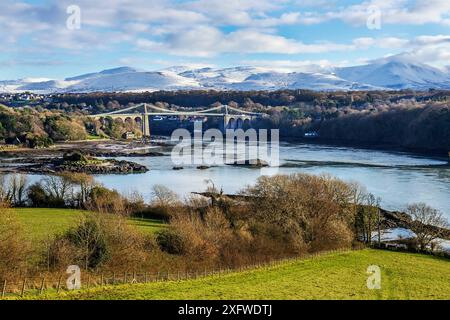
[1,56,450,93]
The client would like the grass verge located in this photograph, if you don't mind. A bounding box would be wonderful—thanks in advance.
[26,249,450,300]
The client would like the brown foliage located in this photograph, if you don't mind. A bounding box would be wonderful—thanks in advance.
[243,173,357,252]
[0,203,30,280]
[86,186,132,216]
[406,203,449,251]
[46,213,152,272]
[168,207,234,263]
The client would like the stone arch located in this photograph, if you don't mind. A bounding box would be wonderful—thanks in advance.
[227,118,236,129]
[243,118,251,129]
[236,118,244,129]
[103,117,115,127]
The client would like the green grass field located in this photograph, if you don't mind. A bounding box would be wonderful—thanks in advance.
[33,249,450,300]
[14,208,165,242]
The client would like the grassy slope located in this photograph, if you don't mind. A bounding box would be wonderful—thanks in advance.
[37,249,450,300]
[15,208,165,243]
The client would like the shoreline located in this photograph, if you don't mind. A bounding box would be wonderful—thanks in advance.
[0,138,448,175]
[1,136,449,160]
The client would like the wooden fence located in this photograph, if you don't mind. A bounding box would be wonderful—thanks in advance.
[1,248,351,299]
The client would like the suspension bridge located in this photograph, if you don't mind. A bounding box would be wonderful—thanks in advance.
[89,103,264,137]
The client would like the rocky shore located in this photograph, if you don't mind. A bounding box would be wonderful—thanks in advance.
[380,208,450,240]
[0,140,168,158]
[1,151,148,174]
[226,158,269,168]
[0,141,169,174]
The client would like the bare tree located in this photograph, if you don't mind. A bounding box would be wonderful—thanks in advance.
[151,184,179,207]
[42,174,73,206]
[0,175,7,203]
[406,203,449,251]
[59,172,95,208]
[68,214,107,271]
[365,194,383,246]
[355,192,381,244]
[6,174,28,206]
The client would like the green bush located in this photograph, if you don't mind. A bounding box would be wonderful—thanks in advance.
[49,214,110,270]
[27,183,49,207]
[155,229,185,255]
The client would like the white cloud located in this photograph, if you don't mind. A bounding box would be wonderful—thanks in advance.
[299,0,450,26]
[136,30,446,57]
[1,0,450,75]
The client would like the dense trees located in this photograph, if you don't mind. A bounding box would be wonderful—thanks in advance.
[50,89,448,111]
[50,90,446,153]
[318,101,450,152]
[0,106,88,146]
[2,90,450,152]
[0,105,143,146]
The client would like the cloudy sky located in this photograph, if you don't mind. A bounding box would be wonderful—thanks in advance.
[1,0,450,79]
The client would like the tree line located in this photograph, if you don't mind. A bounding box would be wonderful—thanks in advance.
[2,89,450,152]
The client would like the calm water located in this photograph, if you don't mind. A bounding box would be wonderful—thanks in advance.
[21,143,450,218]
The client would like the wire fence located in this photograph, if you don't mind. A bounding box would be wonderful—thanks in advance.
[1,248,351,299]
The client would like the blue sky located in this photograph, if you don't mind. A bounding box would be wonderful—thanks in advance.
[1,0,449,79]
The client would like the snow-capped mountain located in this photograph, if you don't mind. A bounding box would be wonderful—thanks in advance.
[227,71,381,91]
[0,78,55,93]
[179,66,268,89]
[65,66,140,81]
[66,71,200,92]
[336,56,450,90]
[2,56,450,93]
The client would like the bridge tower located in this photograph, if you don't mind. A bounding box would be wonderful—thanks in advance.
[142,104,150,137]
[223,105,230,131]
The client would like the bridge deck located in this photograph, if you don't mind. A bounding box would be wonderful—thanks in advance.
[91,113,255,117]
[89,103,262,118]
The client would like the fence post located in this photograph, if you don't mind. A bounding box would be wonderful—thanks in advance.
[124,271,127,284]
[101,274,104,286]
[112,273,116,285]
[39,277,45,295]
[87,275,91,289]
[20,278,27,297]
[56,275,62,294]
[1,280,6,299]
